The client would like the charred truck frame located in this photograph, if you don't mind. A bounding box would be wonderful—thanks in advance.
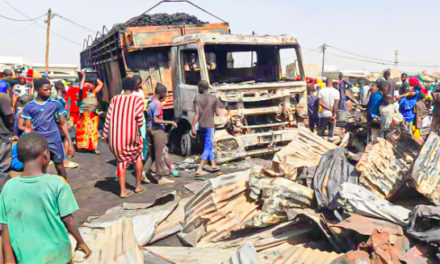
[80,17,307,163]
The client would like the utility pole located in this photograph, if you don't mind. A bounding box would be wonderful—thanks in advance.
[395,50,399,68]
[321,44,326,76]
[45,8,52,74]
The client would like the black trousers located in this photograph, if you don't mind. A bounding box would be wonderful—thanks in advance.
[318,117,335,139]
[0,138,12,191]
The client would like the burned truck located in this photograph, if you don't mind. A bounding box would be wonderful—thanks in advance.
[81,21,307,162]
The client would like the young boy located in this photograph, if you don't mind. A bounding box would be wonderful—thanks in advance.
[191,80,220,176]
[396,88,419,134]
[146,83,177,184]
[21,78,75,179]
[0,133,91,264]
[379,95,398,139]
[307,85,319,132]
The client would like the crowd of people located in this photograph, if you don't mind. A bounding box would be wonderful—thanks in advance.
[0,68,221,263]
[307,71,439,143]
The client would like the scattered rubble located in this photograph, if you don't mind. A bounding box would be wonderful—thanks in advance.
[72,125,440,263]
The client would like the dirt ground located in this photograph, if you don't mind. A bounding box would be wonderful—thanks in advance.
[48,143,272,223]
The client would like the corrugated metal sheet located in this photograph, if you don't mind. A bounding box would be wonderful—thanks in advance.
[179,170,260,246]
[270,245,342,264]
[329,214,404,237]
[150,196,193,243]
[411,133,440,205]
[340,183,410,226]
[357,137,419,199]
[71,218,144,264]
[248,172,314,227]
[199,219,315,250]
[144,242,260,264]
[273,128,337,180]
[84,191,180,246]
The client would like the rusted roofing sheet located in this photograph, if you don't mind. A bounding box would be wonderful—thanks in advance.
[71,218,144,264]
[248,173,314,227]
[150,196,193,244]
[356,138,409,199]
[273,128,337,180]
[145,242,260,264]
[199,219,315,250]
[179,170,260,246]
[411,133,440,205]
[340,183,410,226]
[328,214,404,237]
[271,245,342,264]
[84,191,180,246]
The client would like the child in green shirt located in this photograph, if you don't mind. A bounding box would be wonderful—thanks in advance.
[0,133,91,264]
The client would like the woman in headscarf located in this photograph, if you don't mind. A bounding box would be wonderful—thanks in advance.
[76,71,103,154]
[103,77,145,198]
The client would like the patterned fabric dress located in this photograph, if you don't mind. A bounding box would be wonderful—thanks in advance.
[76,90,99,151]
[103,94,144,176]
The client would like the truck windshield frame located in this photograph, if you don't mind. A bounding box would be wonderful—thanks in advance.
[203,44,303,85]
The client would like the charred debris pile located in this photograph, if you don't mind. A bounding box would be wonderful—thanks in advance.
[70,127,440,264]
[123,13,208,28]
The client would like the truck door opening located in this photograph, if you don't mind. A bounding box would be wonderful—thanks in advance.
[181,50,202,85]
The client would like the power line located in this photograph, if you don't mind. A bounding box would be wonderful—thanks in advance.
[3,0,82,46]
[0,13,46,22]
[0,23,34,43]
[326,44,396,64]
[53,13,95,33]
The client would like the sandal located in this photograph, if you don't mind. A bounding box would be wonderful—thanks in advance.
[64,161,79,169]
[135,187,146,194]
[120,190,134,199]
[196,171,208,177]
[158,177,175,185]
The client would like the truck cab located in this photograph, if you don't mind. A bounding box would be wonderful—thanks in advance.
[171,34,307,163]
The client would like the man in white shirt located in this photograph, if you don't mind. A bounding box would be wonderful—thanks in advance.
[318,78,340,141]
[360,81,371,105]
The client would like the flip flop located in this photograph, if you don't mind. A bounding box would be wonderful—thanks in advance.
[120,190,134,199]
[211,166,220,172]
[196,171,208,177]
[135,187,146,194]
[64,161,79,169]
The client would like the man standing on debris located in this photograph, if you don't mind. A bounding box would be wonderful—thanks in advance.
[400,73,411,95]
[337,73,350,111]
[192,80,220,176]
[383,70,396,101]
[0,92,13,188]
[307,85,319,132]
[396,86,418,133]
[318,78,340,142]
[431,84,440,134]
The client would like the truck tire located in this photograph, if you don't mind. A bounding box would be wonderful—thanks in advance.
[180,133,192,157]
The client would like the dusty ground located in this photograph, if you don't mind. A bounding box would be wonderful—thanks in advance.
[47,143,272,223]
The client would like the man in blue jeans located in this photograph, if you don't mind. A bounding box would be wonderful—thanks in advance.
[192,80,220,176]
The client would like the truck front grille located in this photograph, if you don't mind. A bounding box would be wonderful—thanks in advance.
[217,139,239,152]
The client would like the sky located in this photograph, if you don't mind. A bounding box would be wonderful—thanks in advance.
[1,0,440,73]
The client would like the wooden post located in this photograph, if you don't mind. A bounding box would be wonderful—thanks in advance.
[45,9,52,75]
[321,44,326,76]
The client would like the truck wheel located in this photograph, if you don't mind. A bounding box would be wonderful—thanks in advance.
[180,133,192,156]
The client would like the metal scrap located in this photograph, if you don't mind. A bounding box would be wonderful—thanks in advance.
[272,128,338,180]
[248,171,314,227]
[339,183,411,226]
[71,218,144,264]
[144,242,260,264]
[198,219,316,250]
[179,170,260,246]
[411,133,440,205]
[407,205,440,247]
[270,244,342,264]
[84,191,180,246]
[357,138,409,199]
[313,148,358,212]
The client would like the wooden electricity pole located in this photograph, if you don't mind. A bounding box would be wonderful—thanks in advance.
[321,44,326,76]
[45,8,52,74]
